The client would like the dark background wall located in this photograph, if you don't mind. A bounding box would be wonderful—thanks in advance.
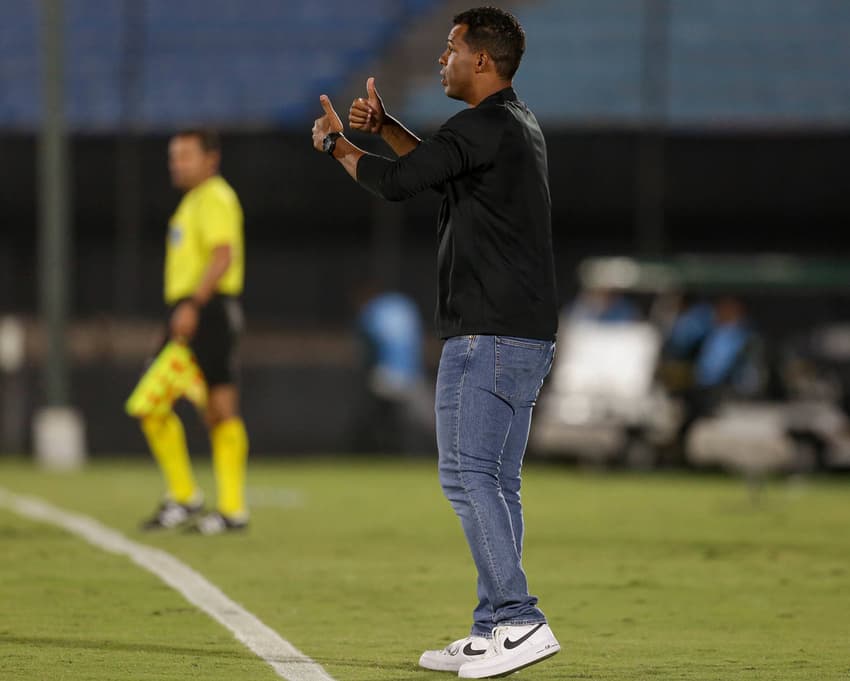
[2,128,849,322]
[3,127,848,455]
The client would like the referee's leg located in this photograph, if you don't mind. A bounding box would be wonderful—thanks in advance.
[129,339,205,530]
[205,384,249,523]
[192,296,250,532]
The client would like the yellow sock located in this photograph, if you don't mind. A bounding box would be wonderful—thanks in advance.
[211,417,249,518]
[140,413,199,505]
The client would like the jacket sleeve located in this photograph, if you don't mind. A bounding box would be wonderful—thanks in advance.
[357,110,496,201]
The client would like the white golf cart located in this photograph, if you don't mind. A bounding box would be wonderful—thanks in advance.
[531,255,850,473]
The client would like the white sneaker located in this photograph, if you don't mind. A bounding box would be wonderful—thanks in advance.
[418,635,492,672]
[458,623,560,678]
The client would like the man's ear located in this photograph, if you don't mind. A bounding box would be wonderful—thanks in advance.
[475,52,489,73]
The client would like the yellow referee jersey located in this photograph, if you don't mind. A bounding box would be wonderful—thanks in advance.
[164,175,244,304]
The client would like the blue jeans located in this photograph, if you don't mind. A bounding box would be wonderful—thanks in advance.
[436,334,556,637]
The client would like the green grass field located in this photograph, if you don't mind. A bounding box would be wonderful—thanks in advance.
[1,456,848,680]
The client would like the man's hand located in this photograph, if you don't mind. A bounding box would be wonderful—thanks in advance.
[349,77,385,135]
[312,93,368,179]
[170,300,199,342]
[312,95,344,153]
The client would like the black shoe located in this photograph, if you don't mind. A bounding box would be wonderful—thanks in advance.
[140,499,204,530]
[188,511,249,535]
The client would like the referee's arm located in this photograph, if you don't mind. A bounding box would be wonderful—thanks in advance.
[170,245,231,340]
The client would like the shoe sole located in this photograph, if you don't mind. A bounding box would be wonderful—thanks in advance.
[418,661,464,672]
[418,653,469,672]
[458,643,560,679]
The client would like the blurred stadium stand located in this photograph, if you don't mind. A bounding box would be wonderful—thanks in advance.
[2,1,848,130]
[1,1,849,455]
[401,0,850,126]
[667,0,850,126]
[0,0,437,130]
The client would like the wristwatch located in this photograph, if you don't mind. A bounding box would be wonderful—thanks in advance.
[322,132,343,156]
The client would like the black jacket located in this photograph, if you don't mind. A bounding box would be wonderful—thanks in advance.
[357,87,558,340]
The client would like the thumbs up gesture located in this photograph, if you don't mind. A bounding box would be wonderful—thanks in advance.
[312,94,344,152]
[349,77,386,135]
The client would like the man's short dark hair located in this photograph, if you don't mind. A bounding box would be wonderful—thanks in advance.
[174,128,221,153]
[453,6,525,80]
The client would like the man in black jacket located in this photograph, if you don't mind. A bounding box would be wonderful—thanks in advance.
[312,7,560,678]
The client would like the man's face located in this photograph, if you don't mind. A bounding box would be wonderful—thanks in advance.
[439,24,477,101]
[168,135,218,190]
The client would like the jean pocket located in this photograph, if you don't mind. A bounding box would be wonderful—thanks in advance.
[494,336,554,403]
[496,336,548,351]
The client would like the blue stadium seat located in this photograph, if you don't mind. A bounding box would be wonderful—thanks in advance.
[0,2,39,128]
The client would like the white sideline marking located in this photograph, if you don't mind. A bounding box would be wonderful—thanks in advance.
[0,487,336,681]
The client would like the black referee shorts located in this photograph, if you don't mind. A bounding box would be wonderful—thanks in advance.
[164,295,244,388]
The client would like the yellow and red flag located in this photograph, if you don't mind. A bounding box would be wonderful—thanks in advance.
[125,341,207,418]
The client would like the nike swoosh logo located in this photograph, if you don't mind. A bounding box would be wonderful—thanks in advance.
[462,642,487,656]
[503,623,545,650]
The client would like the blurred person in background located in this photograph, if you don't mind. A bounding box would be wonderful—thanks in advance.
[312,7,560,678]
[661,295,761,395]
[351,280,433,455]
[693,297,762,395]
[657,295,716,393]
[127,129,249,535]
[660,295,764,457]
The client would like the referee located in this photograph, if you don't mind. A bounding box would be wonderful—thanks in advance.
[312,7,559,678]
[132,129,249,535]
